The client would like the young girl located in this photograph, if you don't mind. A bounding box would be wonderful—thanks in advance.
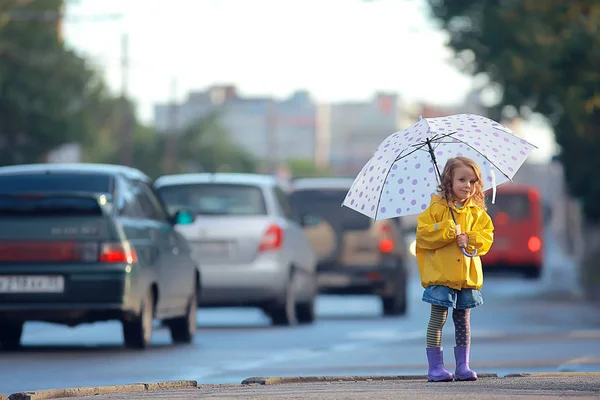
[416,156,494,382]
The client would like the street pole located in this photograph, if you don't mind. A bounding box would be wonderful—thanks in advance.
[119,32,133,166]
[266,99,277,174]
[163,77,178,174]
[315,103,331,170]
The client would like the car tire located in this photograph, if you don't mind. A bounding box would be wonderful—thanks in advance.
[296,296,316,324]
[524,265,541,280]
[296,273,317,324]
[123,290,154,349]
[382,269,408,316]
[268,272,298,326]
[167,287,197,344]
[0,320,24,350]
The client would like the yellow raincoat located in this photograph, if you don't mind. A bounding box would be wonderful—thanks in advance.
[416,194,494,290]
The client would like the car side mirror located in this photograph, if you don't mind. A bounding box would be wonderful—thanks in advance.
[173,209,194,225]
[300,213,322,227]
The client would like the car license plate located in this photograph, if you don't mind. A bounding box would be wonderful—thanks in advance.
[195,241,230,255]
[318,273,351,287]
[0,275,65,293]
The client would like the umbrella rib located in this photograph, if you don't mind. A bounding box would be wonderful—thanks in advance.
[433,139,513,181]
[373,161,396,221]
[395,142,428,162]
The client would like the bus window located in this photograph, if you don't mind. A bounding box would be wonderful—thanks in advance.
[486,193,531,221]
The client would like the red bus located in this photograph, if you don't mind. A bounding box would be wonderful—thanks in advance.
[483,183,544,279]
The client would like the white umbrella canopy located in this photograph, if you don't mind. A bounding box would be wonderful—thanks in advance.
[343,114,537,220]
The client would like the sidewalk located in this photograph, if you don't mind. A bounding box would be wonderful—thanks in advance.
[5,373,600,400]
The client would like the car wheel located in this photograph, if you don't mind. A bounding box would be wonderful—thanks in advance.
[382,270,407,316]
[268,272,298,326]
[296,273,317,324]
[296,296,316,324]
[123,290,154,349]
[0,320,24,350]
[524,265,541,280]
[167,288,197,344]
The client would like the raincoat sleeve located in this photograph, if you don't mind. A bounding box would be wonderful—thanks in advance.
[466,210,494,256]
[416,203,457,250]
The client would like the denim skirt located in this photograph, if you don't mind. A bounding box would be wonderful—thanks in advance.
[422,285,483,309]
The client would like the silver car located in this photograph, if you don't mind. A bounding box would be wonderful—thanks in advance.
[154,173,318,326]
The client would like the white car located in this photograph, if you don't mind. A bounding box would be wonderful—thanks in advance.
[154,173,318,326]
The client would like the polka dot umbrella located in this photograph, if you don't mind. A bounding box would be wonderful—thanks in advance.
[342,114,537,222]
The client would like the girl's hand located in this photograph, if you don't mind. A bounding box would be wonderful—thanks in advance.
[456,233,469,248]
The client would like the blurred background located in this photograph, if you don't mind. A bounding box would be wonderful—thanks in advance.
[0,0,598,395]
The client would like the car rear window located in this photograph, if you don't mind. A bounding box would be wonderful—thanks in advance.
[0,173,112,194]
[0,173,110,216]
[0,195,103,216]
[156,183,267,216]
[486,193,531,221]
[290,189,372,230]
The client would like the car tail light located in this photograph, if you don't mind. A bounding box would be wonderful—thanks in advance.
[0,241,136,263]
[99,242,138,264]
[259,224,284,252]
[528,189,539,202]
[379,239,394,253]
[527,236,542,253]
[72,242,100,262]
[380,224,392,235]
[0,241,77,262]
[378,223,394,253]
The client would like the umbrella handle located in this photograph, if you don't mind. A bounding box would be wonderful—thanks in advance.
[456,224,478,257]
[461,247,478,258]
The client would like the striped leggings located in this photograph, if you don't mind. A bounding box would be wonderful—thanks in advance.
[426,304,470,348]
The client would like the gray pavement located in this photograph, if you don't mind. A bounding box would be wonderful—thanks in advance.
[6,374,600,400]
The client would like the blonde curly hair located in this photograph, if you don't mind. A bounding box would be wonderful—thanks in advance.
[437,156,487,210]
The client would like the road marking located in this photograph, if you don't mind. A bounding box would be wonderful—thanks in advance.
[568,330,600,339]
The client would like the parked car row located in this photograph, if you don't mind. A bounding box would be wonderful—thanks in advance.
[0,163,410,351]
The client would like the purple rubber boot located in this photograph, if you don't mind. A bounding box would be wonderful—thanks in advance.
[426,347,454,382]
[454,345,478,381]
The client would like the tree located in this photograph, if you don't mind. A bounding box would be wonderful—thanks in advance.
[86,111,258,180]
[425,0,600,298]
[173,112,258,175]
[426,1,599,219]
[286,158,333,178]
[0,0,105,165]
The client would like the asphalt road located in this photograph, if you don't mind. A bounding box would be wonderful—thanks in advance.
[1,232,599,396]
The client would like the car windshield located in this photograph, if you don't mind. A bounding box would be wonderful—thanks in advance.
[289,189,371,230]
[486,192,531,221]
[156,183,267,216]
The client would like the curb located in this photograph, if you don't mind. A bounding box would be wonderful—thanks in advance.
[241,373,500,385]
[505,372,600,378]
[8,380,197,400]
[9,372,600,399]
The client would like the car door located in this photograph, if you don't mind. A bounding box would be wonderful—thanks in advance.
[114,178,160,305]
[131,180,192,314]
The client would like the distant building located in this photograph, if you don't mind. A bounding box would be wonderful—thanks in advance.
[326,93,402,175]
[153,85,316,165]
